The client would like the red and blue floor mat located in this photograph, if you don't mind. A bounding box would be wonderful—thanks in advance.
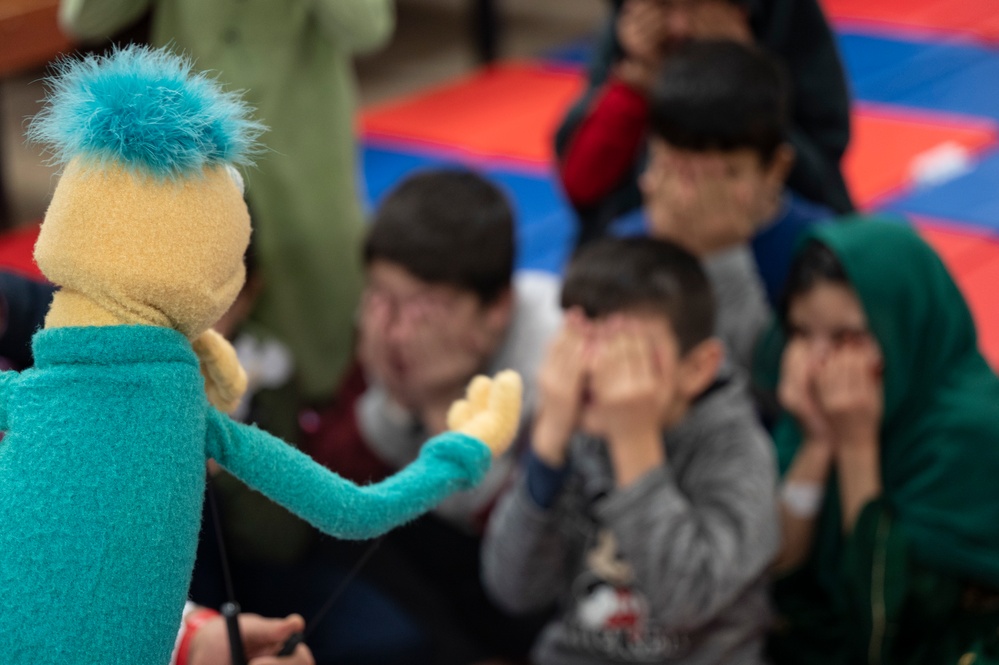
[358,0,999,366]
[6,1,999,363]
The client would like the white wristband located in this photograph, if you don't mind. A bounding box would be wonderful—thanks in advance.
[781,481,825,518]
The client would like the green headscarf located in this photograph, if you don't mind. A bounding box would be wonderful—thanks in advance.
[774,217,999,586]
[767,217,999,664]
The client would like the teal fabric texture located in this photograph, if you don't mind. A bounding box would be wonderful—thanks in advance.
[0,325,492,663]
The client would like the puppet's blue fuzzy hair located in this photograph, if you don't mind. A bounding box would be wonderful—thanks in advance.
[28,45,264,178]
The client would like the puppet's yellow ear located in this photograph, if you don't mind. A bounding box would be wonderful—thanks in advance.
[192,329,247,414]
[447,370,523,456]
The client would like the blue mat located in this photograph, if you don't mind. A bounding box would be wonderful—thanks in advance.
[543,38,596,69]
[838,31,999,121]
[543,28,999,123]
[362,143,577,275]
[364,25,999,270]
[880,148,999,232]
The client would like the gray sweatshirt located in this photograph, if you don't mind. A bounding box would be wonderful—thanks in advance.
[482,375,779,665]
[703,246,771,377]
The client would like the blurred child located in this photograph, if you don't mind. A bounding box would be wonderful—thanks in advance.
[637,40,834,376]
[353,169,561,508]
[642,40,824,295]
[483,237,778,665]
[308,168,562,664]
[557,0,851,244]
[768,219,999,664]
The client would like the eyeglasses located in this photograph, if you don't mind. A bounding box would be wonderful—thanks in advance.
[359,285,463,326]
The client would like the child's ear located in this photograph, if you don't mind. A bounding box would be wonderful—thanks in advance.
[752,143,796,230]
[677,337,725,399]
[483,286,514,333]
[766,143,796,187]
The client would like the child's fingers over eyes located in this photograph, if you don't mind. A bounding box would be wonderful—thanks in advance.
[817,348,881,410]
[617,328,644,383]
[779,342,817,407]
[560,329,589,377]
[590,332,620,383]
[692,154,724,180]
[645,324,677,382]
[827,344,881,382]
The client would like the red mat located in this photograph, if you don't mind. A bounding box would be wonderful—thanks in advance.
[364,65,999,206]
[821,0,999,43]
[914,216,999,270]
[362,63,586,168]
[361,63,999,366]
[914,218,999,367]
[844,104,998,207]
[0,224,43,281]
[948,258,999,368]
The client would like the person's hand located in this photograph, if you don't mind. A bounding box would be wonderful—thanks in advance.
[615,0,674,93]
[614,58,660,94]
[617,0,670,66]
[587,318,671,484]
[357,289,405,399]
[642,149,759,256]
[532,309,591,467]
[689,0,752,43]
[589,318,672,443]
[188,613,314,665]
[778,338,833,446]
[814,340,883,450]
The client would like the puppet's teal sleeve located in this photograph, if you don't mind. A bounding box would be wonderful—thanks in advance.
[205,409,492,539]
[0,371,17,431]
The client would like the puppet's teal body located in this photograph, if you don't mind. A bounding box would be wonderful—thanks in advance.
[0,325,492,663]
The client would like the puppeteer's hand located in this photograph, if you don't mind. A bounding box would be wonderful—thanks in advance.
[189,613,314,665]
[446,370,523,457]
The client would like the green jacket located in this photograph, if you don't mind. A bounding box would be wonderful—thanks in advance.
[769,219,999,665]
[60,0,395,400]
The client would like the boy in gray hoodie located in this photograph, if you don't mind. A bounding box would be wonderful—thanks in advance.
[482,237,778,664]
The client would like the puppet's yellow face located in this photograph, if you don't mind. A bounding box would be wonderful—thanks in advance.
[34,158,251,338]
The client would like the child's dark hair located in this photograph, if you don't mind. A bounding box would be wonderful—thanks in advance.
[364,168,515,304]
[562,237,715,353]
[780,240,850,326]
[650,40,788,163]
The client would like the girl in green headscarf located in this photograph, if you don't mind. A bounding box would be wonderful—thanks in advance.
[766,217,999,665]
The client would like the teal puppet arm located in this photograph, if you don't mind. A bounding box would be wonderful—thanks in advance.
[205,370,522,539]
[205,409,491,539]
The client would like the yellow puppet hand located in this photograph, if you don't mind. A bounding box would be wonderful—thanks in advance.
[192,329,248,414]
[446,370,523,457]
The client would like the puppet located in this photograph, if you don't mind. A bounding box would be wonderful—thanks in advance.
[0,46,521,663]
